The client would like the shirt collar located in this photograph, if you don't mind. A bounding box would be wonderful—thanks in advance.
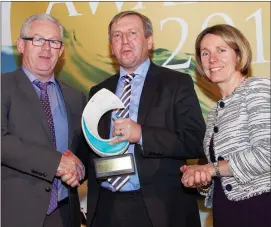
[22,66,56,84]
[119,58,150,79]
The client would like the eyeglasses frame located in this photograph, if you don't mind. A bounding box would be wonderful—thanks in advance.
[22,37,63,49]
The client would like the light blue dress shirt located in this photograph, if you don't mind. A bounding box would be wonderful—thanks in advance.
[101,58,150,192]
[22,67,69,201]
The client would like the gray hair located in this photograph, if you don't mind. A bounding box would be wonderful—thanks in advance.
[20,14,64,41]
[108,11,153,43]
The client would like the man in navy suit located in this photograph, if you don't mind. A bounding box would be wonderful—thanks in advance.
[1,14,86,227]
[85,11,206,227]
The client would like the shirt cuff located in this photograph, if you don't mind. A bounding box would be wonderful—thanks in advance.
[139,136,143,146]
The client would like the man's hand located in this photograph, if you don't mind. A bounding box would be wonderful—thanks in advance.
[180,164,213,188]
[110,118,142,145]
[55,150,85,187]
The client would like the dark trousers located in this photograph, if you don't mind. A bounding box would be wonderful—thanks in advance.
[43,198,71,227]
[93,187,153,227]
[213,180,271,227]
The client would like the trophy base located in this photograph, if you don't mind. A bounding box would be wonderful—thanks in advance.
[93,153,135,179]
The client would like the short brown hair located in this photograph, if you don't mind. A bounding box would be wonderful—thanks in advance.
[195,24,252,77]
[108,11,153,43]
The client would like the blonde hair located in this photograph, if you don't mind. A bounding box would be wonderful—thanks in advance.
[195,24,252,77]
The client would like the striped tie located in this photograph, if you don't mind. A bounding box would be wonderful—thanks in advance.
[108,73,135,191]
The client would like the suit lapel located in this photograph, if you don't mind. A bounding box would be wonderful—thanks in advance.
[100,75,119,139]
[57,81,73,147]
[105,74,119,94]
[15,69,54,147]
[137,62,160,125]
[99,65,159,136]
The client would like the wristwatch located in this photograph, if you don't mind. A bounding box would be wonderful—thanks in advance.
[213,161,221,177]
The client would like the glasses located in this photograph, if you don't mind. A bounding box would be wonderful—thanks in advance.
[22,37,63,49]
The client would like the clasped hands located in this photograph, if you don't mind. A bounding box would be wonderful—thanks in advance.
[110,118,142,144]
[56,150,85,187]
[180,164,214,188]
[54,118,140,187]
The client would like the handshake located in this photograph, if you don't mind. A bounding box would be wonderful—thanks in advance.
[55,150,85,187]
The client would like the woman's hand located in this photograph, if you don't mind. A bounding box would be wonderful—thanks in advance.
[180,164,213,188]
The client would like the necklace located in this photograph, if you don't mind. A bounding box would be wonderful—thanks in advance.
[221,76,246,99]
[233,76,246,94]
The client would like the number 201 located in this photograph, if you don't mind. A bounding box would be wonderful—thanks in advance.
[160,8,269,70]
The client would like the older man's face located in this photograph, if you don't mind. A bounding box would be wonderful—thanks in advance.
[110,15,153,73]
[17,20,64,80]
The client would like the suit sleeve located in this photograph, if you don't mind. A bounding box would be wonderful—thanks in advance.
[75,92,91,181]
[228,79,271,184]
[142,74,206,159]
[1,82,61,182]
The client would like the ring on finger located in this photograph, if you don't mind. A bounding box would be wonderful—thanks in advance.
[200,182,208,187]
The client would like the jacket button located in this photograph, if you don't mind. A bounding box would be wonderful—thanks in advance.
[218,156,224,161]
[214,126,219,133]
[219,101,225,108]
[225,184,232,191]
[45,187,51,192]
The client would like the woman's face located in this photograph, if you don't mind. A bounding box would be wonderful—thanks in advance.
[200,33,239,84]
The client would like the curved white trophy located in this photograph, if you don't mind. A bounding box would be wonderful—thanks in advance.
[81,88,129,157]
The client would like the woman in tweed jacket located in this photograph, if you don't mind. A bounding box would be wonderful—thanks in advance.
[181,24,270,227]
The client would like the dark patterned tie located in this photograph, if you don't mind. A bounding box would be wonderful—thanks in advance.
[108,74,135,191]
[33,80,58,214]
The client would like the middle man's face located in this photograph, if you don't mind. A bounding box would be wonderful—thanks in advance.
[110,15,153,73]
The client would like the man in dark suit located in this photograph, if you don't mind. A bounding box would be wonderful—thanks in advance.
[1,14,86,227]
[85,11,206,227]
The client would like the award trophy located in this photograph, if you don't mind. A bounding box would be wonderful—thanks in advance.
[81,88,135,180]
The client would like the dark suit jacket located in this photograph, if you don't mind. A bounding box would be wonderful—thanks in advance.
[86,62,206,227]
[1,69,86,227]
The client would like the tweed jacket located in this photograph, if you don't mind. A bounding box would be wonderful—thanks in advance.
[203,77,271,208]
